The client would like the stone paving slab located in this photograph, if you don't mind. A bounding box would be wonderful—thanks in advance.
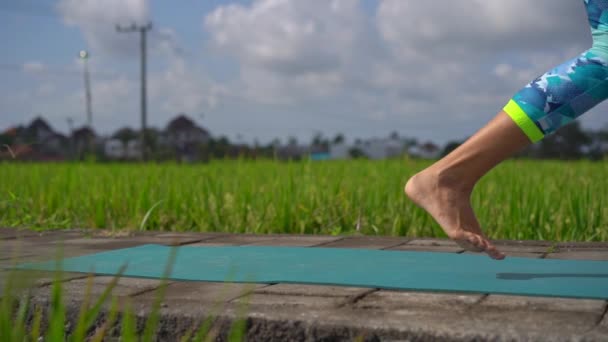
[464,308,600,339]
[231,291,354,309]
[48,235,214,249]
[492,239,555,247]
[0,227,41,240]
[0,269,89,295]
[2,228,608,341]
[246,235,343,247]
[354,290,482,313]
[406,238,462,246]
[0,247,103,269]
[556,241,608,249]
[233,284,376,310]
[491,244,553,254]
[0,242,103,260]
[546,250,608,260]
[388,238,464,253]
[463,251,544,258]
[32,276,168,306]
[188,234,277,246]
[254,283,371,297]
[386,244,464,253]
[135,282,268,312]
[480,294,606,315]
[317,236,409,249]
[233,304,594,342]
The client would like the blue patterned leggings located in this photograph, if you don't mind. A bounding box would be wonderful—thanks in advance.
[504,0,608,142]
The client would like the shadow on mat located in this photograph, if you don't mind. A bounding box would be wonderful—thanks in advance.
[497,273,608,280]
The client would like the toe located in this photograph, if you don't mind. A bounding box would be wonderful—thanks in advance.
[486,245,506,260]
[452,232,484,252]
[460,231,505,260]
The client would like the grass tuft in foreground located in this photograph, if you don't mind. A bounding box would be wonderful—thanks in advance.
[0,247,250,342]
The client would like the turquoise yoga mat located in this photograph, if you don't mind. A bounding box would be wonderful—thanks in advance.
[14,244,608,299]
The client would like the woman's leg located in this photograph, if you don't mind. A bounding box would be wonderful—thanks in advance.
[406,51,608,260]
[405,111,531,260]
[405,0,608,260]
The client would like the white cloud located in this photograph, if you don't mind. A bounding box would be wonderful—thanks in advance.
[23,62,46,73]
[6,0,606,145]
[149,56,226,119]
[202,0,596,143]
[56,0,180,60]
[36,83,56,96]
[57,0,149,57]
[204,0,379,104]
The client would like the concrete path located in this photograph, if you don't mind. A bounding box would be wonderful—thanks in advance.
[1,227,607,341]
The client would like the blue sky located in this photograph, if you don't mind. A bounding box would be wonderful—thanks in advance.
[1,0,607,146]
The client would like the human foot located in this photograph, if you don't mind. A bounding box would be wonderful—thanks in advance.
[404,169,505,260]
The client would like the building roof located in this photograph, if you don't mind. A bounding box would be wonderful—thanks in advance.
[27,117,53,132]
[112,127,138,140]
[166,114,209,135]
[72,126,96,139]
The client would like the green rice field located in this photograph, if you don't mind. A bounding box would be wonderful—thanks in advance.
[1,158,607,241]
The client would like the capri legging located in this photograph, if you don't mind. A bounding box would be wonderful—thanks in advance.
[504,0,608,142]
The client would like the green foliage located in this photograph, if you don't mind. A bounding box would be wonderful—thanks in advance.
[0,249,241,341]
[0,159,607,241]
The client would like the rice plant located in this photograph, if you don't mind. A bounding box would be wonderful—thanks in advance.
[0,158,606,241]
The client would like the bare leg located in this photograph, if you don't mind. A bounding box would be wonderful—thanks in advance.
[405,110,532,260]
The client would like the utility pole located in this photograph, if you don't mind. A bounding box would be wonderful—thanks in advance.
[67,117,74,160]
[79,50,92,128]
[79,50,94,157]
[116,22,152,161]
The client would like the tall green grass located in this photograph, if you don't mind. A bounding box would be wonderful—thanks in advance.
[0,248,250,341]
[1,158,607,241]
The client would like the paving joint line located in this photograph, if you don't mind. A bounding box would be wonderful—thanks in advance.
[254,287,363,299]
[469,293,489,309]
[310,236,347,247]
[37,273,91,287]
[380,240,411,250]
[129,281,176,298]
[171,239,207,246]
[175,235,226,246]
[336,288,378,309]
[596,301,608,327]
[580,301,608,336]
[226,283,275,302]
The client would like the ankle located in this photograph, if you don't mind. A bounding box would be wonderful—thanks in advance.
[431,167,475,194]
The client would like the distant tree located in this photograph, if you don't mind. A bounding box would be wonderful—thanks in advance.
[389,131,399,140]
[144,128,161,149]
[599,124,608,142]
[441,140,462,157]
[538,121,591,160]
[288,136,298,146]
[112,127,138,144]
[333,133,345,145]
[348,147,367,159]
[0,133,12,146]
[403,137,417,148]
[311,132,324,146]
[269,138,281,148]
[311,132,329,152]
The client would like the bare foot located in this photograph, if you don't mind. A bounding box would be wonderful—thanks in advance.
[404,169,505,260]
